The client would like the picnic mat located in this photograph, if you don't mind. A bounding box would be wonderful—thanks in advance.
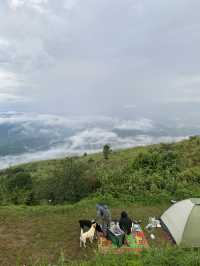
[98,228,149,254]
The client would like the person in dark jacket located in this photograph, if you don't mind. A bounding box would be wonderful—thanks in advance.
[119,211,132,235]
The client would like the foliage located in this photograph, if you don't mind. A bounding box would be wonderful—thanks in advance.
[0,158,100,205]
[0,136,200,205]
[103,144,112,160]
[0,170,33,204]
[33,158,100,204]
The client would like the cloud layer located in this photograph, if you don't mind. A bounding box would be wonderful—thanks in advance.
[0,112,194,169]
[0,0,200,117]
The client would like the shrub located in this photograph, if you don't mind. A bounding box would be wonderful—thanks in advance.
[6,172,32,191]
[33,158,99,204]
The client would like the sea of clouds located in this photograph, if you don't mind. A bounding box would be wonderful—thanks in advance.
[0,112,189,169]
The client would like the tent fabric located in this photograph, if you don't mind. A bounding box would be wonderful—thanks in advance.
[161,199,194,245]
[181,205,200,247]
[161,198,200,247]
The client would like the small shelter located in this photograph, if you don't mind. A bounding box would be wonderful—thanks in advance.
[161,198,200,247]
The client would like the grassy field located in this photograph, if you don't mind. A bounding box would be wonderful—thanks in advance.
[0,197,169,265]
[1,137,200,265]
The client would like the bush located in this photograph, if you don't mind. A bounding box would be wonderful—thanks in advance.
[6,172,32,191]
[132,149,181,175]
[0,171,33,204]
[33,158,99,204]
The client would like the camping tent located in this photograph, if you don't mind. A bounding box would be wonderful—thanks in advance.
[161,198,200,247]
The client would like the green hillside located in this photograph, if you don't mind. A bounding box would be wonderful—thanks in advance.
[0,136,200,265]
[1,136,200,205]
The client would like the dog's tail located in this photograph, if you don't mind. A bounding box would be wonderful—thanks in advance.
[80,228,83,236]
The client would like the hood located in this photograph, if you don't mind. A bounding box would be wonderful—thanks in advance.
[121,211,128,218]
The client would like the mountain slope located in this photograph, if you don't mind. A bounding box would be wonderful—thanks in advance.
[0,136,200,205]
[0,137,200,265]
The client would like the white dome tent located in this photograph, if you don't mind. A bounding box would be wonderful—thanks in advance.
[161,198,200,247]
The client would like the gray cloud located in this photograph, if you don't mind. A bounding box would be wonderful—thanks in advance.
[115,118,154,131]
[0,0,200,117]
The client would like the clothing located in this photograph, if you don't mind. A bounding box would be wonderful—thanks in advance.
[110,223,124,236]
[119,211,132,235]
[96,204,111,227]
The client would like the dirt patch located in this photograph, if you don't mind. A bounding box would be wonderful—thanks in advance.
[0,204,168,265]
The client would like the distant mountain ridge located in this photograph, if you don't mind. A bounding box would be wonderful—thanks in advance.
[0,111,200,169]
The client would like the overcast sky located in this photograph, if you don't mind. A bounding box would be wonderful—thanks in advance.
[0,0,200,120]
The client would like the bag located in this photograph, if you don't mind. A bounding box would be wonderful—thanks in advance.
[107,229,125,248]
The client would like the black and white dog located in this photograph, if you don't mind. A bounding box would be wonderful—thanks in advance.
[79,220,103,233]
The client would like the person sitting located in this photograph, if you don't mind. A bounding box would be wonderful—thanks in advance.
[119,211,132,235]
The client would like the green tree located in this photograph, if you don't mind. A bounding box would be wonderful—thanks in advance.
[103,144,111,160]
[4,171,33,204]
[34,158,99,204]
[6,172,32,191]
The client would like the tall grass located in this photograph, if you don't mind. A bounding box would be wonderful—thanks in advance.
[16,248,200,266]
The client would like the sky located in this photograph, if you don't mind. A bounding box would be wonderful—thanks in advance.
[0,0,200,168]
[0,0,200,120]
